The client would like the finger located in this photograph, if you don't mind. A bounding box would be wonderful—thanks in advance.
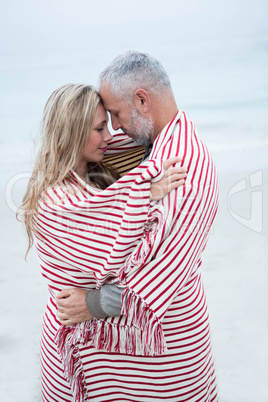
[56,300,65,313]
[171,178,186,189]
[174,166,187,174]
[56,311,77,325]
[58,317,72,326]
[56,296,72,309]
[163,156,182,171]
[165,166,187,177]
[56,288,74,299]
[163,156,182,170]
[169,172,188,182]
[56,310,69,320]
[56,298,67,308]
[60,320,71,326]
[60,319,77,326]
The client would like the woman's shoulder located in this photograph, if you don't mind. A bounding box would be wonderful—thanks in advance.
[39,171,93,208]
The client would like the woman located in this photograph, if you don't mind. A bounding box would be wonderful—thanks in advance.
[19,84,187,401]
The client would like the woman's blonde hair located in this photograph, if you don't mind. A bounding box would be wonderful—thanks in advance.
[18,83,117,258]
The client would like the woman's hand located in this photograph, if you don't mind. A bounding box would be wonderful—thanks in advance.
[150,157,187,201]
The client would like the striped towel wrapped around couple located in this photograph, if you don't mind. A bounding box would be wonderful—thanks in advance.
[34,111,219,402]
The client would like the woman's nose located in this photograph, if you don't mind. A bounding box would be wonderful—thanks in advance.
[104,128,113,142]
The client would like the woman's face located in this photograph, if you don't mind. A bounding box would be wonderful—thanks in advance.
[83,103,112,163]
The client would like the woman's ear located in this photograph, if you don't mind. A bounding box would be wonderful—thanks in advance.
[133,89,151,113]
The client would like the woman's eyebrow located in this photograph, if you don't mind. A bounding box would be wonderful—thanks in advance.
[95,119,107,127]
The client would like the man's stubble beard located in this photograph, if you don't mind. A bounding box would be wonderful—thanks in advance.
[123,107,154,147]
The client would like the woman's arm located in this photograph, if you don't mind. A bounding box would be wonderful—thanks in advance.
[56,157,187,325]
[150,157,187,201]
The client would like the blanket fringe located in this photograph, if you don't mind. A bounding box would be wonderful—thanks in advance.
[56,322,93,401]
[56,292,167,401]
[55,204,166,400]
[121,289,167,355]
[118,202,164,280]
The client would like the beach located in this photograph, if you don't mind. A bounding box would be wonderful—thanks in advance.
[1,162,267,401]
[1,1,268,400]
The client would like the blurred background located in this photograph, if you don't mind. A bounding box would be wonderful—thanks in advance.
[0,1,267,400]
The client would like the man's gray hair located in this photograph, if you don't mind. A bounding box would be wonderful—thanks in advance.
[98,51,172,102]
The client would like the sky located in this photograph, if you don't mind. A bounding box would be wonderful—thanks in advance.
[0,0,267,112]
[1,0,267,109]
[0,0,267,177]
[1,0,267,58]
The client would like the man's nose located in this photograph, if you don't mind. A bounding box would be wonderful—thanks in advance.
[111,115,121,131]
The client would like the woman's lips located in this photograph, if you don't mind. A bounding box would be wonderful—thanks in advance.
[99,147,107,152]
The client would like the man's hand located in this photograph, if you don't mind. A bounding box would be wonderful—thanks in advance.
[56,288,93,326]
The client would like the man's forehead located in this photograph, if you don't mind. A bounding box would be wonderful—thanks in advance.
[99,83,111,99]
[99,85,124,111]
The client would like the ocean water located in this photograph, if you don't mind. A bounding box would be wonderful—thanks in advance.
[1,34,267,196]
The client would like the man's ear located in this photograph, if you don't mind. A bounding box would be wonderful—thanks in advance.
[133,89,151,113]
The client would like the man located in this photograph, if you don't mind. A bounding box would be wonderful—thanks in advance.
[56,51,219,400]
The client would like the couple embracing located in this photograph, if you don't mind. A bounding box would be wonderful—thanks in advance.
[20,51,218,401]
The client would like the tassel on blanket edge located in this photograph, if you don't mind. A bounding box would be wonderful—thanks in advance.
[118,203,164,282]
[55,297,167,400]
[55,325,89,402]
[71,346,87,402]
[121,289,167,356]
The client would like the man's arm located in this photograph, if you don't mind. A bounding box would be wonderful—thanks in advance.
[56,158,186,325]
[56,284,124,325]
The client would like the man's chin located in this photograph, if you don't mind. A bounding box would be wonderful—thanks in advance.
[122,129,132,136]
[122,129,151,147]
[122,130,136,140]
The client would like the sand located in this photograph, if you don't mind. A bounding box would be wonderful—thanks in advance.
[1,152,267,401]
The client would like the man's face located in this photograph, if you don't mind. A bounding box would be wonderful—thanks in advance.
[100,83,153,146]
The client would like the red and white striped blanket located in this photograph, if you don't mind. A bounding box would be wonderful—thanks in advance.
[34,111,219,401]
